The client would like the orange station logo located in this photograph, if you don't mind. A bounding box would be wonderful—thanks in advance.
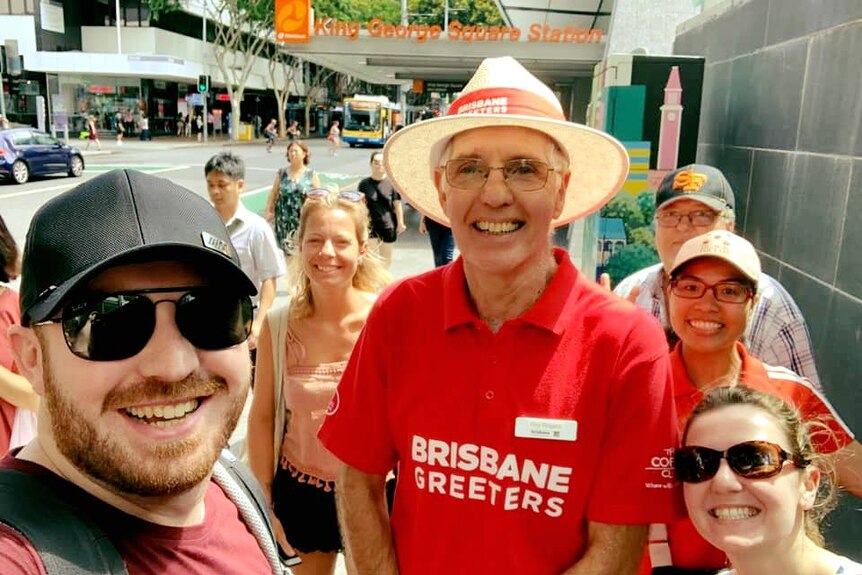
[275,0,310,43]
[672,170,708,193]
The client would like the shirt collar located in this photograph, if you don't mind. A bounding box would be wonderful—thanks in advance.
[224,203,250,230]
[442,247,578,335]
[670,341,763,400]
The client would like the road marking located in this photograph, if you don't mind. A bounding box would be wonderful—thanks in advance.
[85,164,189,174]
[0,180,79,199]
[0,165,191,200]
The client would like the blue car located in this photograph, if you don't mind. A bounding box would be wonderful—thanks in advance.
[0,127,85,184]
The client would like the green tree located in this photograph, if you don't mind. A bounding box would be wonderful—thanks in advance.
[600,194,645,241]
[267,50,299,137]
[148,0,274,141]
[408,0,503,26]
[636,191,656,226]
[629,226,656,250]
[313,0,401,23]
[605,244,659,286]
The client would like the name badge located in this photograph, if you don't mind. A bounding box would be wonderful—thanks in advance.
[514,417,578,442]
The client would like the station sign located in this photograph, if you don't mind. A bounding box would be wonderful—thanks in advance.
[312,17,603,45]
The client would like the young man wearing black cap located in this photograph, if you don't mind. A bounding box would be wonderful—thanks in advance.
[0,170,285,573]
[614,164,819,386]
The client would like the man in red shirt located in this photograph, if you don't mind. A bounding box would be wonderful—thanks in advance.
[0,170,283,574]
[319,56,684,574]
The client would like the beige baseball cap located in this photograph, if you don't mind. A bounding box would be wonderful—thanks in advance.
[670,230,761,286]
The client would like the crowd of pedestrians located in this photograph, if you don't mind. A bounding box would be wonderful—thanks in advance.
[0,55,858,575]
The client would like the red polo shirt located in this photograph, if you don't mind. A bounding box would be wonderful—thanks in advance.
[319,248,684,575]
[648,342,855,572]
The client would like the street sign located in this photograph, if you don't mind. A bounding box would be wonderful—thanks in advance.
[186,93,203,105]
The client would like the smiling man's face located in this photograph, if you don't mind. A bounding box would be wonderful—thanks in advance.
[434,126,567,280]
[33,261,250,497]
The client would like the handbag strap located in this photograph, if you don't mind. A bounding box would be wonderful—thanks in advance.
[267,303,291,473]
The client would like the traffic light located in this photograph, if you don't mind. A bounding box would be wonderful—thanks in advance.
[198,74,209,93]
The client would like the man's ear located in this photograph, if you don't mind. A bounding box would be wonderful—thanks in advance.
[236,178,245,193]
[434,168,449,215]
[9,325,46,395]
[553,172,570,219]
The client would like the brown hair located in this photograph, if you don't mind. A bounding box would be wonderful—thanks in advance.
[684,386,837,546]
[0,213,19,283]
[287,140,311,166]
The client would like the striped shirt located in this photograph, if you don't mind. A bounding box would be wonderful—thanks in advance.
[615,263,820,387]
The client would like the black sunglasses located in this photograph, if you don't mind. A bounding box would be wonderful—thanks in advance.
[36,287,253,361]
[674,440,809,484]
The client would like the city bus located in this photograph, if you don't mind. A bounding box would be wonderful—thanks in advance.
[341,95,401,147]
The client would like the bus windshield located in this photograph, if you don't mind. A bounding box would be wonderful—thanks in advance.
[344,102,381,132]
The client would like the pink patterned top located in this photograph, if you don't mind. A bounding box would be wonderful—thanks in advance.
[278,326,345,490]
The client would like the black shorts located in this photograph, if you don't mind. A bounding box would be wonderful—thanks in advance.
[271,464,342,553]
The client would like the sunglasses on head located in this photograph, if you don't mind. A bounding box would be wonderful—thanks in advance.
[674,440,809,484]
[35,287,253,361]
[304,188,364,203]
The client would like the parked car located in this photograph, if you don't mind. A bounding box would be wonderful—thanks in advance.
[0,127,85,184]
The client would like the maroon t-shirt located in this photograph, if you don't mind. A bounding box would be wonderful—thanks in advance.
[0,455,272,574]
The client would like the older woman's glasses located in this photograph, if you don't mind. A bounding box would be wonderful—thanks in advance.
[442,158,554,192]
[304,188,364,202]
[669,277,754,304]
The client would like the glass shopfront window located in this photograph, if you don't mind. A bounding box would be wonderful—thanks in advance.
[58,76,143,134]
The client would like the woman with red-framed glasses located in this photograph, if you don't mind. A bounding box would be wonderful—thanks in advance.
[676,386,861,575]
[639,230,862,574]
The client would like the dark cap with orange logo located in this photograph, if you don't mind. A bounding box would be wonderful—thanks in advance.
[655,164,735,212]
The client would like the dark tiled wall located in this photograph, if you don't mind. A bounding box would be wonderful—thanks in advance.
[676,0,861,558]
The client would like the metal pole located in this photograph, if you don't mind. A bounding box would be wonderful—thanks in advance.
[401,0,408,25]
[0,76,7,122]
[203,87,208,143]
[202,0,208,142]
[444,0,448,32]
[115,0,122,53]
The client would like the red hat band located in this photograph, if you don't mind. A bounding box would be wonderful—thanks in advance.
[448,87,566,121]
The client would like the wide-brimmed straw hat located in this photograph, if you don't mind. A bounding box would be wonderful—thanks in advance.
[383,56,629,227]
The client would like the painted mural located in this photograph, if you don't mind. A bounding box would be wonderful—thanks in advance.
[587,54,705,284]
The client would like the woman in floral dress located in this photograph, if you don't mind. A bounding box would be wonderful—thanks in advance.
[266,140,322,254]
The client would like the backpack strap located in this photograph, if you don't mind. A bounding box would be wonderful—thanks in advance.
[0,468,127,574]
[214,450,285,574]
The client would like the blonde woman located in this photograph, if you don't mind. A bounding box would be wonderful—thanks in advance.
[248,189,391,574]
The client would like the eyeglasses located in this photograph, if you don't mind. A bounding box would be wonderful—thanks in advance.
[304,188,364,203]
[655,210,719,228]
[670,277,754,304]
[674,440,808,483]
[35,287,253,361]
[442,158,554,192]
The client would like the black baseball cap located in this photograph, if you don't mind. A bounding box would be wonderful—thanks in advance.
[20,169,256,326]
[655,164,735,212]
